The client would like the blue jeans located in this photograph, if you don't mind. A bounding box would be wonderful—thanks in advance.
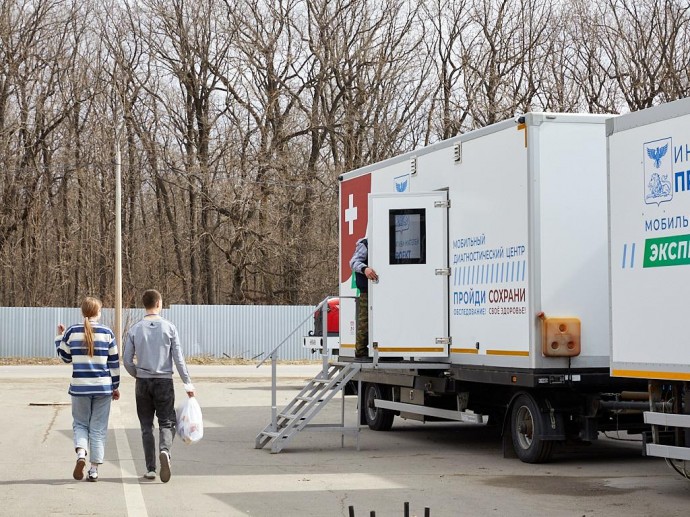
[71,395,112,464]
[135,378,176,473]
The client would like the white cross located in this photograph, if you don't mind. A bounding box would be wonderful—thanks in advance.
[344,193,358,235]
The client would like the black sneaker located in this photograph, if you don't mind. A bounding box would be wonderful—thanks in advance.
[159,450,171,483]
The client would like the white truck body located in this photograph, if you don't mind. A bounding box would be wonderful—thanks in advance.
[607,97,690,380]
[607,97,690,464]
[339,113,611,372]
[333,113,651,464]
[261,105,690,466]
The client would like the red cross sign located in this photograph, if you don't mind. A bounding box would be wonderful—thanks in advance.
[340,173,371,283]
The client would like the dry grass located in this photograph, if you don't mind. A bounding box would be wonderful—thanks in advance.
[187,356,316,365]
[0,357,62,365]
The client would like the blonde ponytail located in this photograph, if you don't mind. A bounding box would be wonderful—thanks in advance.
[83,317,95,357]
[81,297,102,358]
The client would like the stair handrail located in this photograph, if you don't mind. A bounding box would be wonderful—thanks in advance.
[256,296,328,367]
[256,296,332,433]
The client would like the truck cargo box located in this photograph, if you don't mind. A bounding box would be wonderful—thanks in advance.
[260,112,651,463]
[340,113,612,375]
[607,97,690,381]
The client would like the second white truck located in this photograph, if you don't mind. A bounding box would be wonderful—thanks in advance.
[607,97,690,476]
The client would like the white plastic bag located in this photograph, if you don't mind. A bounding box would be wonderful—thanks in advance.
[176,396,204,444]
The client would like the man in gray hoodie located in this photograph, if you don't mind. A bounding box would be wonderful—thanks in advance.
[124,289,195,483]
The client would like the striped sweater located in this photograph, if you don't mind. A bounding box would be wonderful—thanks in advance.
[55,322,120,396]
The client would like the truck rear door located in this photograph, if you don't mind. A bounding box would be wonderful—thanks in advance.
[369,191,449,358]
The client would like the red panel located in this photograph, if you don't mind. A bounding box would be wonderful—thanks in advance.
[312,297,340,335]
[326,297,339,334]
[340,174,372,283]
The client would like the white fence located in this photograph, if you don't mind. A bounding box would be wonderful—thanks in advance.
[0,305,318,361]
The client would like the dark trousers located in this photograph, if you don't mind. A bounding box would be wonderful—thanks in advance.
[135,378,176,473]
[356,292,369,357]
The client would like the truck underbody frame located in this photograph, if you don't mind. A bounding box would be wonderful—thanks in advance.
[353,360,649,463]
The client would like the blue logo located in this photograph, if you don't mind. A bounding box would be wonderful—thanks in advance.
[644,138,672,205]
[647,144,668,168]
[394,173,410,193]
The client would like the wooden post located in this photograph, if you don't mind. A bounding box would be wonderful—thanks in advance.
[114,139,122,355]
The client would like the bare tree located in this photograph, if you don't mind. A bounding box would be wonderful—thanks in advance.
[541,0,622,114]
[137,0,233,304]
[421,0,473,141]
[2,0,690,308]
[457,0,554,126]
[0,0,92,305]
[598,0,690,111]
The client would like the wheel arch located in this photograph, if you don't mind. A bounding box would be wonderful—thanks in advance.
[359,381,396,431]
[501,390,567,461]
[501,390,566,438]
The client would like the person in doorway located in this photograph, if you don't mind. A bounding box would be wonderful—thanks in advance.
[55,296,120,482]
[123,289,195,483]
[350,235,378,361]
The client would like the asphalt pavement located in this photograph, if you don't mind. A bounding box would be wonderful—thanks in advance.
[1,364,689,517]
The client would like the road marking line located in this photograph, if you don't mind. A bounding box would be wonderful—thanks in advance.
[111,404,148,516]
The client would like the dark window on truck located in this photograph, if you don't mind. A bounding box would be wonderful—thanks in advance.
[388,208,426,265]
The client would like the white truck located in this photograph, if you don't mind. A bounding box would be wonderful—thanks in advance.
[335,112,648,463]
[607,97,690,477]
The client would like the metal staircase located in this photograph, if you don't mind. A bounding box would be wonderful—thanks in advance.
[255,361,362,453]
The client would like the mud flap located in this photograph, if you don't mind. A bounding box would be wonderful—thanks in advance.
[502,429,518,458]
[539,398,566,441]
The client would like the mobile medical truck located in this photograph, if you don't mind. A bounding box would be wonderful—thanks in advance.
[258,112,649,462]
[608,97,690,477]
[333,112,649,463]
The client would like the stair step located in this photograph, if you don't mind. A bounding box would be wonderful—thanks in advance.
[255,363,359,452]
[296,396,324,402]
[278,412,306,420]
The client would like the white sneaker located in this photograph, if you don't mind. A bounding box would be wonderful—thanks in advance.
[159,450,171,483]
[144,471,156,480]
[87,467,98,482]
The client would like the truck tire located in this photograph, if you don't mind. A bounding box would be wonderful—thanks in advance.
[510,393,554,463]
[364,383,395,431]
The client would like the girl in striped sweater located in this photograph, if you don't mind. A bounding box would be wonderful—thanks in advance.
[55,297,120,482]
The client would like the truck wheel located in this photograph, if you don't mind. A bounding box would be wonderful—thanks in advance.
[510,393,553,463]
[364,383,395,431]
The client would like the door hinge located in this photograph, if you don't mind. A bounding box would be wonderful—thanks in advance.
[436,337,452,345]
[435,268,451,276]
[434,200,450,208]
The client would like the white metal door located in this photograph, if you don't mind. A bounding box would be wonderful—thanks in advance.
[369,191,449,357]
